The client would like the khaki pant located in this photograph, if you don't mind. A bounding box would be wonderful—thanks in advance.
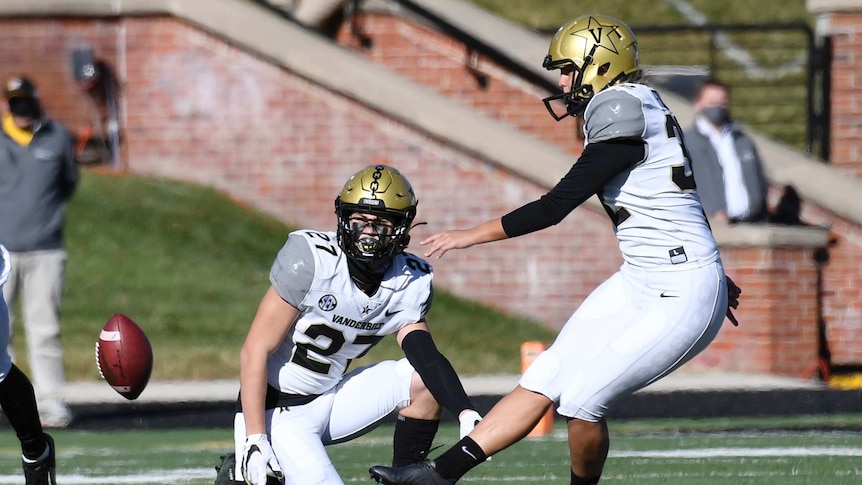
[2,249,68,407]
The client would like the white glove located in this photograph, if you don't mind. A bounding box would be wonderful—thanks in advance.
[241,434,284,485]
[458,409,483,439]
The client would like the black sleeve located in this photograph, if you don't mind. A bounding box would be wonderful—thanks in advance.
[501,139,646,238]
[401,330,473,418]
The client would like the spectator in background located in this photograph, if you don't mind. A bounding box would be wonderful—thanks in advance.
[0,76,79,428]
[0,244,57,485]
[686,79,769,224]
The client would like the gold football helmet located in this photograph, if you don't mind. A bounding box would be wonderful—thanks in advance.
[334,164,418,266]
[542,14,640,120]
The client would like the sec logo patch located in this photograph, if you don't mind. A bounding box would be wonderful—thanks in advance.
[318,294,337,311]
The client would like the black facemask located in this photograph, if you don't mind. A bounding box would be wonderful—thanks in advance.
[700,106,730,127]
[8,97,41,119]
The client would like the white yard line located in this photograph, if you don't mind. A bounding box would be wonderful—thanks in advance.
[0,469,214,484]
[612,446,862,458]
[3,443,862,483]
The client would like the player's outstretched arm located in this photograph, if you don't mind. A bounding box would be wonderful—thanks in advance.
[421,218,508,259]
[240,287,300,436]
[397,324,479,421]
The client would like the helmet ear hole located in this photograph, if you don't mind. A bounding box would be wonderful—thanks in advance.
[598,62,611,76]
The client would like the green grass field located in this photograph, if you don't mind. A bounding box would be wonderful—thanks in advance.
[3,418,862,484]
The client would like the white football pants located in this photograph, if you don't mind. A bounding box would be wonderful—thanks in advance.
[520,260,727,421]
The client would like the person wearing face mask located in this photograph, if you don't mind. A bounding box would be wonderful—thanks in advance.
[685,79,769,224]
[0,76,79,429]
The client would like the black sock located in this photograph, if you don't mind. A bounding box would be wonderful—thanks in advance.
[571,470,601,485]
[391,414,440,466]
[0,364,45,459]
[434,436,486,480]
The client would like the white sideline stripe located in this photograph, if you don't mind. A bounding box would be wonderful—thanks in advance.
[1,447,859,483]
[353,435,862,459]
[612,446,862,458]
[0,468,213,484]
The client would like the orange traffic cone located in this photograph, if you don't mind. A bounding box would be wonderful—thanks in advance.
[520,341,554,437]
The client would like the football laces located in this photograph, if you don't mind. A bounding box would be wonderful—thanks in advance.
[94,341,106,379]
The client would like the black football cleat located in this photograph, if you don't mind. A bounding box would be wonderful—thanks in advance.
[22,433,56,485]
[369,460,455,484]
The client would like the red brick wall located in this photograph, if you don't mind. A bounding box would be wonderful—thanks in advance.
[0,13,833,377]
[694,248,820,376]
[122,16,620,327]
[0,18,122,144]
[336,12,584,155]
[797,205,862,367]
[826,13,862,177]
[803,6,862,367]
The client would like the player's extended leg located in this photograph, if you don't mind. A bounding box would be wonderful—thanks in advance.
[567,417,609,484]
[0,365,56,485]
[0,364,45,454]
[464,385,551,455]
[369,386,552,484]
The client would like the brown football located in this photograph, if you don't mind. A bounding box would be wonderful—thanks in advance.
[95,313,153,400]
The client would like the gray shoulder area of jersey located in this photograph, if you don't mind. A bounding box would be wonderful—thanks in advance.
[584,86,646,143]
[271,232,317,308]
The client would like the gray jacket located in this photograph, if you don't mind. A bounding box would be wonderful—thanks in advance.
[0,118,79,251]
[684,121,769,222]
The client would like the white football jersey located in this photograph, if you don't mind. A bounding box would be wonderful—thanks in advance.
[266,230,433,396]
[583,83,720,270]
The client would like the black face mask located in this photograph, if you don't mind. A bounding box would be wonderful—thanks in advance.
[700,106,730,127]
[8,97,41,119]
